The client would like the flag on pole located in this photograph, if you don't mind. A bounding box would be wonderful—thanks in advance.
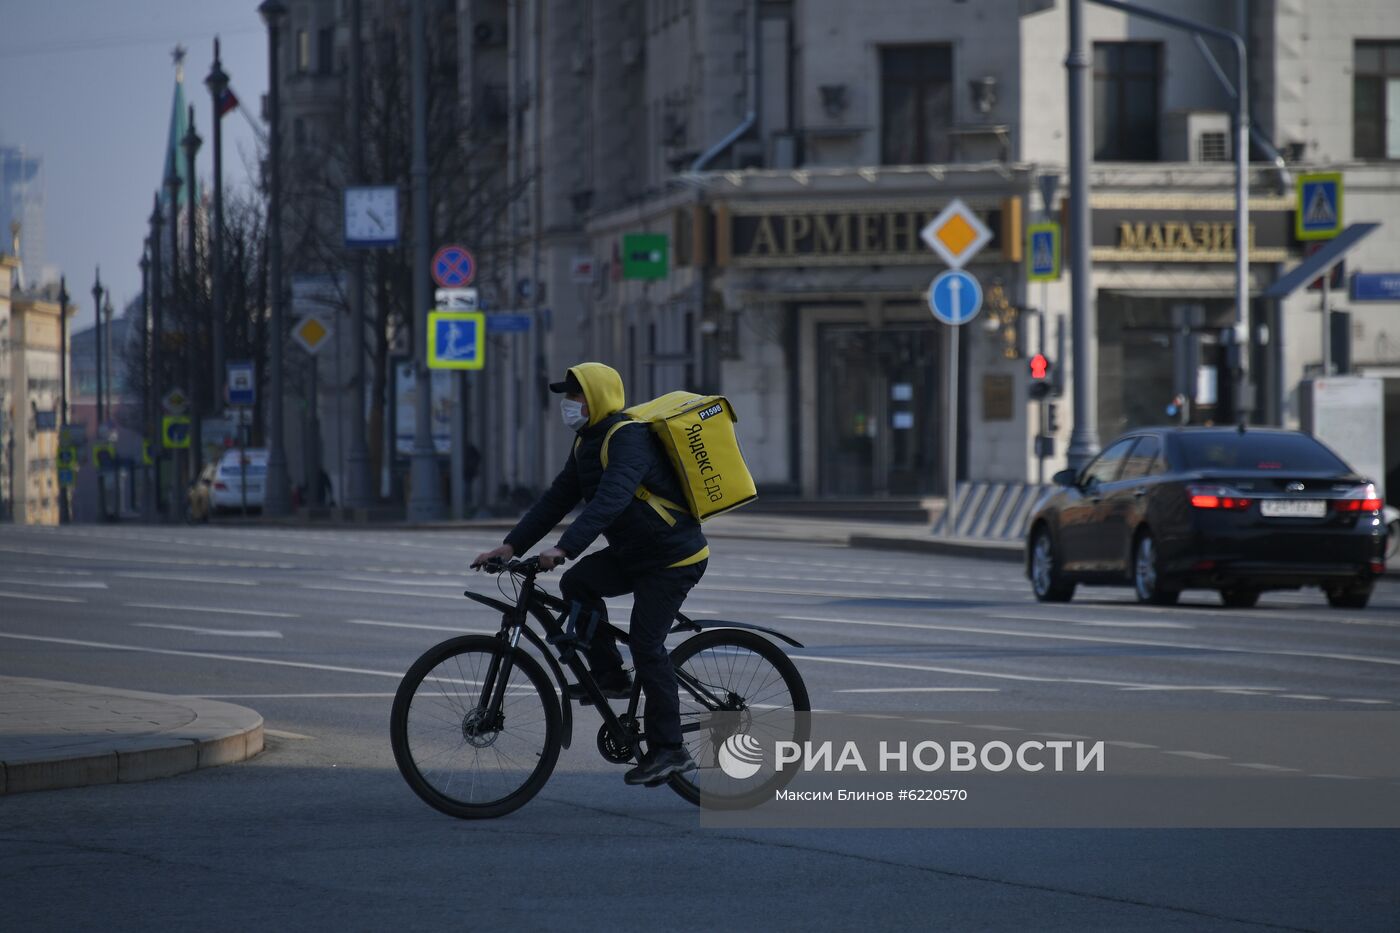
[217,86,240,119]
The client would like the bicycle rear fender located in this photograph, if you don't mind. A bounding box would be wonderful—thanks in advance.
[673,616,805,649]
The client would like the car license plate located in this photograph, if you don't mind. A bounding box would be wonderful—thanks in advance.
[1260,499,1325,518]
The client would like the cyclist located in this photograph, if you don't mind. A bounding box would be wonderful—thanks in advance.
[472,362,708,786]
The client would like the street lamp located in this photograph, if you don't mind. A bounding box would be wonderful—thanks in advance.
[182,104,204,476]
[204,39,229,414]
[92,268,107,522]
[103,289,114,422]
[149,193,167,522]
[260,0,292,516]
[139,244,156,523]
[57,276,70,524]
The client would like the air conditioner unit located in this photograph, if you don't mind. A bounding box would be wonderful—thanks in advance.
[1163,110,1232,163]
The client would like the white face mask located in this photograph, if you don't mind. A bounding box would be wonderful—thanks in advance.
[560,398,588,431]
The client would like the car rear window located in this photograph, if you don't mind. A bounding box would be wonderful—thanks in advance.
[220,462,268,476]
[1175,433,1349,472]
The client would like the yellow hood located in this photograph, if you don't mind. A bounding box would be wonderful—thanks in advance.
[568,362,625,427]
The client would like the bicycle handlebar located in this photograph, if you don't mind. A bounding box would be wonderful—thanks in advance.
[472,555,548,576]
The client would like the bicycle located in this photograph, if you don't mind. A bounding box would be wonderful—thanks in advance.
[390,555,811,819]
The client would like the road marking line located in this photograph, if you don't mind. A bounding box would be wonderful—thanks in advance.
[0,590,85,603]
[346,619,495,634]
[301,584,467,602]
[0,578,108,589]
[0,543,294,569]
[788,654,1247,691]
[1231,763,1300,772]
[1276,694,1329,701]
[126,602,300,618]
[834,687,1001,694]
[0,631,403,678]
[339,575,466,587]
[195,693,397,699]
[115,572,258,586]
[1119,685,1282,693]
[2,567,93,576]
[1073,620,1193,629]
[1105,741,1158,749]
[1163,751,1229,761]
[134,623,284,638]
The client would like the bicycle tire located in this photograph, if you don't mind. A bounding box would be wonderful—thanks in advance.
[390,634,561,819]
[659,628,810,809]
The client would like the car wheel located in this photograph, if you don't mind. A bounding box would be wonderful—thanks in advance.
[1324,583,1372,610]
[1029,527,1075,603]
[1219,587,1260,609]
[1387,519,1400,560]
[1133,530,1179,606]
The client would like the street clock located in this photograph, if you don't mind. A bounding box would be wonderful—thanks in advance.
[344,185,399,248]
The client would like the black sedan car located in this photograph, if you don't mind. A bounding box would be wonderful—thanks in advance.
[1025,427,1386,608]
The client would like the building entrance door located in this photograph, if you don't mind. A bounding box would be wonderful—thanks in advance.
[817,323,942,496]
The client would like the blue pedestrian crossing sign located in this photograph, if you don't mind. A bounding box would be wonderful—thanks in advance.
[1296,172,1343,241]
[928,269,983,326]
[1027,222,1061,282]
[427,311,486,370]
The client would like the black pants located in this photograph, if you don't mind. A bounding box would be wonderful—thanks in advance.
[558,549,707,748]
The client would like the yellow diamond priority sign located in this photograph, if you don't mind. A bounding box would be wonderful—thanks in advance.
[292,315,332,355]
[921,198,993,270]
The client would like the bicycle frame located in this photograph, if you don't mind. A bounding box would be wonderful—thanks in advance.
[463,561,804,758]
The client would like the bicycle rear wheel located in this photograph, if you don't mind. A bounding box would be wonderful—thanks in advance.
[661,628,810,808]
[390,634,560,819]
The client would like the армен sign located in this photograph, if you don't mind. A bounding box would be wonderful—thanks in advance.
[1090,197,1298,263]
[715,201,1013,268]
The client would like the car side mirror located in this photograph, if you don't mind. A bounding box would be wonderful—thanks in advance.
[1052,468,1078,488]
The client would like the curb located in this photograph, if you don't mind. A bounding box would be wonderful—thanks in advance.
[0,679,264,796]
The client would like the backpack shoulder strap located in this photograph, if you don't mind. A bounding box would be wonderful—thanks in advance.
[599,419,684,527]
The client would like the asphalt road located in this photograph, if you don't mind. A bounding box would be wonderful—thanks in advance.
[1,523,1397,931]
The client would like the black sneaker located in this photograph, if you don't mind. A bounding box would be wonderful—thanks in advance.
[624,746,698,786]
[565,671,632,704]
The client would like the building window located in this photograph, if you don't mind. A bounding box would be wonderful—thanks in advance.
[317,27,335,75]
[880,45,953,165]
[1093,42,1160,161]
[296,29,311,73]
[1355,41,1400,159]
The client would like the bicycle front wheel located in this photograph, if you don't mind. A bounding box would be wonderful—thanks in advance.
[390,634,560,819]
[662,628,810,808]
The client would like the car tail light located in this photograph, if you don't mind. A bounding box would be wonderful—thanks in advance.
[1333,484,1382,512]
[214,482,228,491]
[1371,560,1386,574]
[1187,484,1251,510]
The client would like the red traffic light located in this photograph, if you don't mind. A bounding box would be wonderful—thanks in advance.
[1029,353,1051,380]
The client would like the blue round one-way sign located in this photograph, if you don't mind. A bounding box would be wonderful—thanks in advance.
[928,269,983,326]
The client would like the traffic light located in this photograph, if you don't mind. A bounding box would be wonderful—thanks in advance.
[1028,353,1054,400]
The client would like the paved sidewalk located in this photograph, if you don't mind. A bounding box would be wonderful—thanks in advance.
[0,676,263,796]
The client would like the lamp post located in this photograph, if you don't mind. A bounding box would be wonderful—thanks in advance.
[149,194,167,522]
[1064,0,1098,473]
[57,276,70,524]
[164,167,184,516]
[407,0,444,521]
[343,0,373,509]
[102,290,114,424]
[92,269,107,521]
[182,104,204,476]
[204,39,229,416]
[140,245,156,522]
[260,0,292,516]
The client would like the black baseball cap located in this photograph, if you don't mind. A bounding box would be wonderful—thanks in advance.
[548,371,583,394]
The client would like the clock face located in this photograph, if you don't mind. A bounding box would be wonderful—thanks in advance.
[344,186,398,246]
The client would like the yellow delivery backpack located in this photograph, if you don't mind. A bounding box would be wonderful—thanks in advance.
[597,391,758,523]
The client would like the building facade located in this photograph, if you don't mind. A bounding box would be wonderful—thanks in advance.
[279,0,1400,505]
[0,251,70,525]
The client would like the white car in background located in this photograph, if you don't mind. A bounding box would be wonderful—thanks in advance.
[1386,505,1400,559]
[210,448,268,513]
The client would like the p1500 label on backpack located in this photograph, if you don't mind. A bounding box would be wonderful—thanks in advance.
[697,403,724,421]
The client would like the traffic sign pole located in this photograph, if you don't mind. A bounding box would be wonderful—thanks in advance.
[946,324,959,539]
